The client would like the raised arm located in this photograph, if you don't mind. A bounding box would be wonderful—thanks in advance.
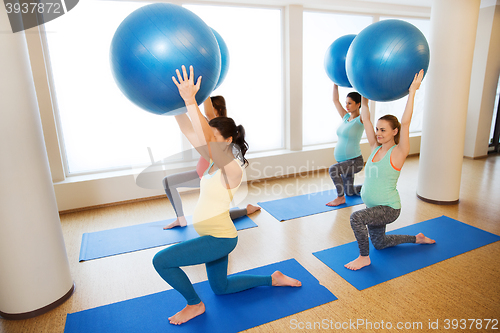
[203,96,217,120]
[361,96,378,150]
[172,66,216,156]
[392,69,424,168]
[174,113,200,146]
[172,66,241,187]
[333,84,348,118]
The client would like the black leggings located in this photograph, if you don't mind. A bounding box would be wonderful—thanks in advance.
[329,155,363,197]
[350,205,416,256]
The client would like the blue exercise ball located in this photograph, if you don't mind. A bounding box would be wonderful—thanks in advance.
[211,28,230,90]
[324,34,356,87]
[110,3,221,115]
[346,20,430,102]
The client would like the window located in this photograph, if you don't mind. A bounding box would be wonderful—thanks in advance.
[45,1,283,175]
[302,11,373,146]
[45,1,184,175]
[491,76,500,140]
[489,76,500,150]
[184,4,283,153]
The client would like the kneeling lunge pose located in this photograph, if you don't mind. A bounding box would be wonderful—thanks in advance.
[345,70,435,271]
[153,66,301,325]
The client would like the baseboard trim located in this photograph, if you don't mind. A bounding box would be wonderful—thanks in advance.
[416,193,459,205]
[0,283,74,320]
[464,155,488,160]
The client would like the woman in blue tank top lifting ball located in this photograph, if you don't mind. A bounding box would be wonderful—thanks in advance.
[345,70,435,271]
[326,84,365,207]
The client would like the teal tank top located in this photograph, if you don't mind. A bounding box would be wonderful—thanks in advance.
[334,113,364,162]
[360,145,401,209]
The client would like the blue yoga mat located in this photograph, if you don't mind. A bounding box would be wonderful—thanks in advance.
[258,189,363,221]
[64,258,337,333]
[79,215,257,262]
[313,215,500,290]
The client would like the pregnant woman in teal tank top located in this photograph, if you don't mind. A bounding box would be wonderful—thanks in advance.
[326,84,365,207]
[345,70,435,271]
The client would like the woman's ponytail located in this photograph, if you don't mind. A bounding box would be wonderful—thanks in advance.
[233,125,249,166]
[208,117,249,167]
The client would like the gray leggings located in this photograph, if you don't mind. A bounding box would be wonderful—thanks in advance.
[162,170,247,220]
[329,155,364,197]
[350,205,416,256]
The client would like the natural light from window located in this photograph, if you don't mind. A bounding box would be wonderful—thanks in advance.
[45,1,182,175]
[302,11,373,146]
[184,4,283,153]
[45,1,283,175]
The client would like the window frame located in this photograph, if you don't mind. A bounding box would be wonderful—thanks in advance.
[42,0,286,177]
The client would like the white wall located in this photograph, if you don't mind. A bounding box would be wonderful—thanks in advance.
[464,2,500,158]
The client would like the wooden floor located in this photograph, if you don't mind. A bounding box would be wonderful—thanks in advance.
[1,155,500,333]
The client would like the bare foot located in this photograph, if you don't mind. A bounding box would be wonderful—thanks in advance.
[168,302,205,325]
[271,271,302,287]
[344,255,371,270]
[415,233,436,244]
[163,216,187,230]
[246,204,261,215]
[326,196,346,207]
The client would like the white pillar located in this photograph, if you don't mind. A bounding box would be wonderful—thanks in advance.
[417,0,481,204]
[285,5,303,151]
[464,2,500,158]
[0,9,73,319]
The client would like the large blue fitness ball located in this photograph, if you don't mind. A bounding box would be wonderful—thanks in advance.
[211,28,230,90]
[324,34,356,87]
[346,20,429,102]
[110,3,221,115]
